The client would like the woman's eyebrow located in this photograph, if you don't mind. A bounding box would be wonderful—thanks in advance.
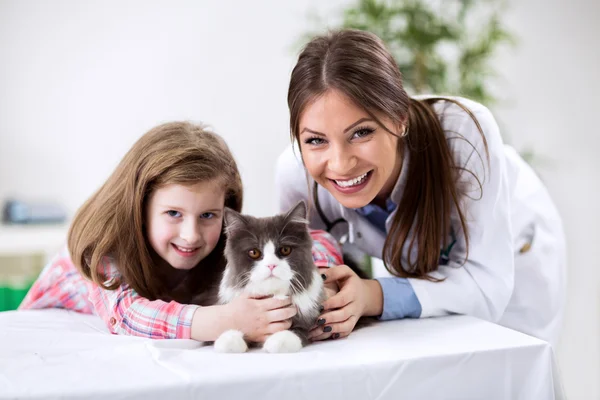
[300,117,374,136]
[300,128,326,136]
[343,118,374,133]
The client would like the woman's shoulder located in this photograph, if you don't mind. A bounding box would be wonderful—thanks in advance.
[417,95,503,153]
[276,143,303,169]
[415,95,496,128]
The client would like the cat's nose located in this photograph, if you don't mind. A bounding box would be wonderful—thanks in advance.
[267,264,277,271]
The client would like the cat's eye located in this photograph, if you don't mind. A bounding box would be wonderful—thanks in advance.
[279,246,292,256]
[248,249,262,260]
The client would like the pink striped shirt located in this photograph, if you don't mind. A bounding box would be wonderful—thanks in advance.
[19,230,343,339]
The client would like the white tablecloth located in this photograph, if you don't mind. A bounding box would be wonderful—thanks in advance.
[0,309,564,400]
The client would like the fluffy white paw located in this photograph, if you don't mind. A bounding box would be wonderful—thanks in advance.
[214,329,248,353]
[263,330,303,353]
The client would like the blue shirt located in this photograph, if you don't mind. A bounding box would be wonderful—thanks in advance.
[355,201,422,319]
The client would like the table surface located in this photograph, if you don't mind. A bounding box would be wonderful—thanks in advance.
[0,309,564,400]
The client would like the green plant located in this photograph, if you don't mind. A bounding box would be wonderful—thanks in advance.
[302,0,516,106]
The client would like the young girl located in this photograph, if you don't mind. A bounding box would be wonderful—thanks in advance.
[20,121,343,343]
[277,29,566,347]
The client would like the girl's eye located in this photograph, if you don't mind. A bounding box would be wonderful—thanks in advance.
[279,246,292,256]
[248,249,262,260]
[200,212,215,219]
[304,137,326,146]
[353,127,375,139]
[167,210,182,218]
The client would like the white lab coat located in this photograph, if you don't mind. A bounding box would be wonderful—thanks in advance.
[275,97,566,348]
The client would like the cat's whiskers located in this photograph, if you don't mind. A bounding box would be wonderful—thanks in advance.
[231,271,252,292]
[289,273,305,296]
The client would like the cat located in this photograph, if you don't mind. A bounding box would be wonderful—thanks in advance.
[214,200,325,353]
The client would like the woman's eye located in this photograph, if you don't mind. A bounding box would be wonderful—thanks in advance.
[200,212,215,219]
[353,127,375,139]
[304,137,326,146]
[279,246,292,256]
[248,249,262,260]
[167,210,182,218]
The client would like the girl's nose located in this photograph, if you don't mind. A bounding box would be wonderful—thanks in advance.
[181,222,201,244]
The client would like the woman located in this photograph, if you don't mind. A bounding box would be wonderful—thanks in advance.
[276,29,566,347]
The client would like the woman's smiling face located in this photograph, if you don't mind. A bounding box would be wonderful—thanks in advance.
[298,89,403,209]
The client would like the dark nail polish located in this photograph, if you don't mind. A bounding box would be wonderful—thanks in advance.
[319,305,324,313]
[321,274,327,280]
[323,326,332,333]
[317,318,326,326]
[332,333,340,339]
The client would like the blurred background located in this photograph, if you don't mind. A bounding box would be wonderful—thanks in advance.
[0,0,598,398]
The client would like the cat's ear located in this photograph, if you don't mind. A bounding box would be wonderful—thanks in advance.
[223,207,248,236]
[284,200,308,225]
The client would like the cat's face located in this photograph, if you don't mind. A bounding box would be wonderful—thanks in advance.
[222,201,314,298]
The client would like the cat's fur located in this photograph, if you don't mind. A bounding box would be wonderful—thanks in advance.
[214,201,325,353]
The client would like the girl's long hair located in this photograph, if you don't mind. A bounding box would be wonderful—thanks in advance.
[68,122,243,299]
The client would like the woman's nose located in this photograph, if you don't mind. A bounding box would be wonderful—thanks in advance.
[327,145,357,175]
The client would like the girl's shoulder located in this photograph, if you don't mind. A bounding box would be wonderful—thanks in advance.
[96,254,122,282]
[64,246,122,284]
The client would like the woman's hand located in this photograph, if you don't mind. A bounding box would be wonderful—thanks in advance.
[226,293,297,343]
[319,266,339,301]
[310,265,383,341]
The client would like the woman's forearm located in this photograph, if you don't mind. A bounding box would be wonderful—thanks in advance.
[362,279,384,317]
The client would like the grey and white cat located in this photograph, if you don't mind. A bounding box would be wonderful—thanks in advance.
[214,201,325,353]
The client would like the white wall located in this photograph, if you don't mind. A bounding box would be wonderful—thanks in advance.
[0,0,346,217]
[494,1,600,399]
[1,1,598,399]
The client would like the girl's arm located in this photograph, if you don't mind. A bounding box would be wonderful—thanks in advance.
[89,257,298,342]
[86,270,200,339]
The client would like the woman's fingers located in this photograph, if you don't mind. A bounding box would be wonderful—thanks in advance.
[321,287,353,311]
[309,315,359,341]
[320,264,355,284]
[310,330,333,341]
[315,306,352,326]
[330,331,350,340]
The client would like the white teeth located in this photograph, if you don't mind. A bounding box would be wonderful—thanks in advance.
[175,245,196,253]
[335,172,369,188]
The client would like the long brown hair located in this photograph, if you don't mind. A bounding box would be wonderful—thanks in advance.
[288,29,487,280]
[67,122,243,299]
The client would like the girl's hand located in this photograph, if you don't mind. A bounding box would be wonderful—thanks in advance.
[309,265,383,341]
[226,293,297,343]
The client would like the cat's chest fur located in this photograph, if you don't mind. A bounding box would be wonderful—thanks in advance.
[218,268,324,319]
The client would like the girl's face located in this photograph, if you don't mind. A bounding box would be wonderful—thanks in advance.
[146,180,225,270]
[299,89,403,209]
